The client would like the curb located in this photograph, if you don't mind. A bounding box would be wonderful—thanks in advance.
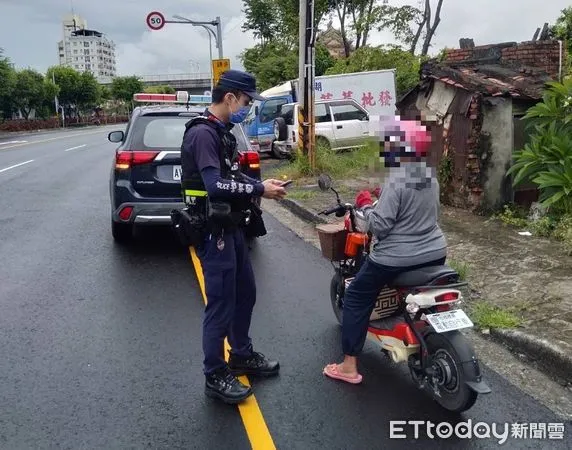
[278,194,572,385]
[489,328,572,385]
[278,198,328,224]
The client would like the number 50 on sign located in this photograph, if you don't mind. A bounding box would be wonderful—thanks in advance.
[212,59,230,85]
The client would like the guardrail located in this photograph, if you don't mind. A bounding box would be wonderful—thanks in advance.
[136,73,211,82]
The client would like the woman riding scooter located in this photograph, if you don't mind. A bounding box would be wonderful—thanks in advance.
[323,118,447,384]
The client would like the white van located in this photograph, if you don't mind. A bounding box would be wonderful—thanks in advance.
[271,98,371,158]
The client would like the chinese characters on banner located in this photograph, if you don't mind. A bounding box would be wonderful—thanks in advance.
[315,88,393,108]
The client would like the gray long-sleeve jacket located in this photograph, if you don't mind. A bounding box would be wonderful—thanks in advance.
[361,162,447,267]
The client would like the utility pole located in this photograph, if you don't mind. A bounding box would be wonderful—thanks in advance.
[298,0,316,171]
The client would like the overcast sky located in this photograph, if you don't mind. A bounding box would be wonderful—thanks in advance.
[0,0,569,77]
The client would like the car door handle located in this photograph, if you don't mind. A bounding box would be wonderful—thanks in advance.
[337,125,343,129]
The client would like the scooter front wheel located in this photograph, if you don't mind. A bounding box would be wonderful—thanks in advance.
[330,273,344,326]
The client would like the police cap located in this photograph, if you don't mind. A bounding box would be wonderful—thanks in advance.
[217,69,265,101]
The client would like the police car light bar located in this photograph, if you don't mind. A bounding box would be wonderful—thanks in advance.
[132,91,211,104]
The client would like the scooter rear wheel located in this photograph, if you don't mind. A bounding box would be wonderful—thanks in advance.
[424,332,478,412]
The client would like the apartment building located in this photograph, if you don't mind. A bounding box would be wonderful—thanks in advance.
[57,14,117,83]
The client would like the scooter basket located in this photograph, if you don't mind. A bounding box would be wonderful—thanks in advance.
[316,223,348,261]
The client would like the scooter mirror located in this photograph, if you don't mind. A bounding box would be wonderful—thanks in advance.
[318,174,332,191]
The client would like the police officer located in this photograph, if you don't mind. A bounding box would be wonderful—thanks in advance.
[180,70,287,404]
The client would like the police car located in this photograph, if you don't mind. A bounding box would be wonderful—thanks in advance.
[108,91,262,243]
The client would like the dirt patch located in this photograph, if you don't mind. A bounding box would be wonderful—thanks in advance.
[286,178,572,350]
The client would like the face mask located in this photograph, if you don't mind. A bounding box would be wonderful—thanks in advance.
[228,94,250,123]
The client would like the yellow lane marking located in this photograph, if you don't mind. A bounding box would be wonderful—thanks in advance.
[0,129,114,150]
[189,247,277,450]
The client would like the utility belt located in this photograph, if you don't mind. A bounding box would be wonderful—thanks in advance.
[171,190,266,248]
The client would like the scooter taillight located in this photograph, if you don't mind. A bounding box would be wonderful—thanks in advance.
[344,232,368,258]
[434,291,459,312]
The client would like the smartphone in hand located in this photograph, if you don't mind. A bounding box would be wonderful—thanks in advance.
[281,179,293,187]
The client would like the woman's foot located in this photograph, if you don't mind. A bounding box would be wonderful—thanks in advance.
[323,362,363,384]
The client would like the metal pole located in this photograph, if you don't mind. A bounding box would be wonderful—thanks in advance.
[307,0,316,171]
[207,30,214,92]
[298,0,308,158]
[216,16,223,59]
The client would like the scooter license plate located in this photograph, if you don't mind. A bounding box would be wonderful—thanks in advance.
[425,309,474,333]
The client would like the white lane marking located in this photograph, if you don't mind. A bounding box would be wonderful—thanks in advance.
[64,144,87,152]
[0,140,28,146]
[0,160,34,173]
[0,127,119,150]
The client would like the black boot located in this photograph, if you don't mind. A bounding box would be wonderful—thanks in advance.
[205,366,252,404]
[228,350,280,377]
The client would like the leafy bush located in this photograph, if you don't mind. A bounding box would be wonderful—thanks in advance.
[507,79,572,214]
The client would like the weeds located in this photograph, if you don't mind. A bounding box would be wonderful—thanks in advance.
[285,189,317,201]
[469,301,523,329]
[270,140,380,181]
[448,259,470,281]
[493,204,572,254]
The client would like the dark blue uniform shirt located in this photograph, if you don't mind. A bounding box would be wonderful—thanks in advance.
[181,111,264,199]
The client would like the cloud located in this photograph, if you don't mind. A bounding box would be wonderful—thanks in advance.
[116,15,253,76]
[0,0,569,77]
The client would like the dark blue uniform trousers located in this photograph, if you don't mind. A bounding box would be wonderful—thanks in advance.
[342,256,446,356]
[196,228,256,375]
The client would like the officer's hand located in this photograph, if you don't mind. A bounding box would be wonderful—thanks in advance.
[265,179,285,186]
[262,180,287,199]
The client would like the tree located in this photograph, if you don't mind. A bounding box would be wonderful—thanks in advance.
[378,0,444,56]
[12,69,47,119]
[550,7,572,74]
[111,76,144,111]
[507,79,572,214]
[144,85,176,94]
[240,42,335,91]
[0,50,16,119]
[76,71,100,114]
[46,66,82,118]
[326,44,421,96]
[242,0,331,48]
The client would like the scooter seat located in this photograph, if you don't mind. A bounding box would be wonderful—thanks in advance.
[393,265,458,287]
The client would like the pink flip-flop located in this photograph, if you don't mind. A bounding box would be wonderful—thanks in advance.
[323,364,363,384]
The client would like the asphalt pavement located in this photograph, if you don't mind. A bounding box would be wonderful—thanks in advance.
[0,128,570,449]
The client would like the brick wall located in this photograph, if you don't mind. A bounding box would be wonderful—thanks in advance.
[444,40,564,80]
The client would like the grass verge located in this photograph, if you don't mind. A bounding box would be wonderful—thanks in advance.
[267,139,381,182]
[493,204,572,255]
[469,301,524,329]
[448,259,470,281]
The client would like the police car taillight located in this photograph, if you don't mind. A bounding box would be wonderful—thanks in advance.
[115,151,159,169]
[239,151,260,169]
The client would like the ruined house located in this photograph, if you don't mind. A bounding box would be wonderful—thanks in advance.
[397,39,566,212]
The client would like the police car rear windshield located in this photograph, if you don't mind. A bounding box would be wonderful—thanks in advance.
[129,115,252,151]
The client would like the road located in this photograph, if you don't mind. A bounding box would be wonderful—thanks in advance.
[0,127,570,449]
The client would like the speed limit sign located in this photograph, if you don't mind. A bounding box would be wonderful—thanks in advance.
[146,11,165,30]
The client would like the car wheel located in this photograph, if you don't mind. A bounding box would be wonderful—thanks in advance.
[111,220,133,244]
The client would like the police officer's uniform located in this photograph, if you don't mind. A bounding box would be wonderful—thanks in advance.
[179,70,279,404]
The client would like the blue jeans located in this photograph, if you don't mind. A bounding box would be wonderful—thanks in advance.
[341,256,446,356]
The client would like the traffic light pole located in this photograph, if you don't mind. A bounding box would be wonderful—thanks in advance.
[298,0,316,171]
